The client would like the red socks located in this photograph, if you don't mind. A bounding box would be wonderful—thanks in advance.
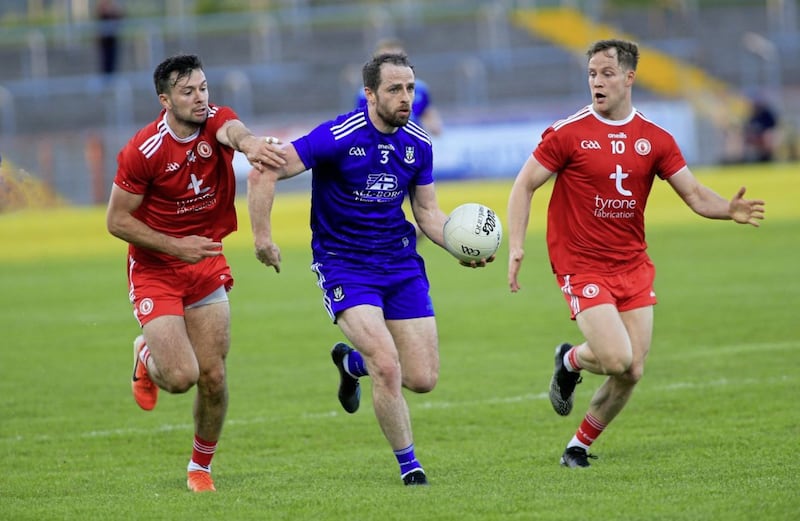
[566,345,583,372]
[576,413,606,446]
[191,435,217,469]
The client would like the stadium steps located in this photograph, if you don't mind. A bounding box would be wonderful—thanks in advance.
[510,6,750,127]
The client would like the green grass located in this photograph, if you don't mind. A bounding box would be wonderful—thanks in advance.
[1,165,798,520]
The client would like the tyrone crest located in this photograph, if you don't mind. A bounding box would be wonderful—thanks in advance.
[634,138,652,156]
[197,141,213,158]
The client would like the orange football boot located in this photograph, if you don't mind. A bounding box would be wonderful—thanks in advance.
[131,335,158,410]
[187,470,216,492]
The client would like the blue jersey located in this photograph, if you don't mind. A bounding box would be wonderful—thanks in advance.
[293,108,434,264]
[354,79,432,127]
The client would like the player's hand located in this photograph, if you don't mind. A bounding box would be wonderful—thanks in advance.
[459,254,495,269]
[254,241,281,273]
[729,186,765,227]
[171,235,223,264]
[508,247,524,292]
[245,135,287,172]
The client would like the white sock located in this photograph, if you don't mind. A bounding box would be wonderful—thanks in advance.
[563,348,579,373]
[187,461,211,473]
[567,435,590,451]
[138,345,151,365]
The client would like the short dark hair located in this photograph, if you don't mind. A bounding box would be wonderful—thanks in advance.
[362,52,414,93]
[153,54,204,95]
[587,39,639,71]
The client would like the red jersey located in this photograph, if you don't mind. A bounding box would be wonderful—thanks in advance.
[533,106,686,274]
[115,105,239,265]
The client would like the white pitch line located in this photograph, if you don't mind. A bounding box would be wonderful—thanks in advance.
[2,374,794,444]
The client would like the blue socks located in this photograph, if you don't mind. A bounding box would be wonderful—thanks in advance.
[344,350,368,378]
[394,443,423,477]
[346,351,422,478]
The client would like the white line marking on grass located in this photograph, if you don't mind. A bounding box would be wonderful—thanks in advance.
[3,375,794,444]
[417,392,550,410]
[0,341,800,443]
[655,341,799,360]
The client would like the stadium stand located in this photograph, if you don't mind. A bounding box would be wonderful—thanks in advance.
[0,1,797,205]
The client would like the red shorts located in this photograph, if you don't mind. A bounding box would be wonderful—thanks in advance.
[556,259,657,320]
[127,254,234,327]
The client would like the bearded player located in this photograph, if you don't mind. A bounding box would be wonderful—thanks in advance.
[107,54,285,491]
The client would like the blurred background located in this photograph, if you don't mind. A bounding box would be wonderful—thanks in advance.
[0,0,798,208]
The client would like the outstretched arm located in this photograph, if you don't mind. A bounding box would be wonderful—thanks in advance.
[246,143,307,273]
[216,120,286,171]
[668,168,765,227]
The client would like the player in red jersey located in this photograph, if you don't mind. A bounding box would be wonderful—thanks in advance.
[507,39,765,468]
[106,54,285,491]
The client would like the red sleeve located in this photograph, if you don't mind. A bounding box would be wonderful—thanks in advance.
[654,130,687,180]
[533,126,569,174]
[205,105,240,137]
[114,136,151,195]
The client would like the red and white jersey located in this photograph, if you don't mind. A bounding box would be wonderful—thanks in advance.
[114,105,239,265]
[533,105,686,275]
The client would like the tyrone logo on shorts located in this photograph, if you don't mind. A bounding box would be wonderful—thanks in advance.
[139,298,154,316]
[582,284,600,299]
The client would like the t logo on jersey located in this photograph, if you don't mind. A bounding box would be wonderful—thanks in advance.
[609,164,632,196]
[366,173,398,191]
[187,173,211,195]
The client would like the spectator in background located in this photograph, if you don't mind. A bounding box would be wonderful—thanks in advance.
[743,97,779,162]
[96,0,125,76]
[355,38,443,136]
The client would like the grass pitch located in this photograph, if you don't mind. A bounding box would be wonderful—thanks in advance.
[1,164,798,520]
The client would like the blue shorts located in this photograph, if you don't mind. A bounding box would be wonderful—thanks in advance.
[311,256,435,322]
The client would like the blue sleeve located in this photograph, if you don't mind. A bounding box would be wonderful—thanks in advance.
[413,80,431,117]
[292,121,338,170]
[354,89,367,110]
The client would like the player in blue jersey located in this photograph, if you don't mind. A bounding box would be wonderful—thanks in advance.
[247,52,492,486]
[354,39,443,136]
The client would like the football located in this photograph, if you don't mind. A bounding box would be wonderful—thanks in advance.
[443,203,503,263]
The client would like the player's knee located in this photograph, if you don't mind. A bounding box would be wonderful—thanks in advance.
[623,363,644,384]
[197,365,226,396]
[165,375,197,394]
[162,367,199,393]
[404,368,438,393]
[370,358,404,389]
[599,352,633,376]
